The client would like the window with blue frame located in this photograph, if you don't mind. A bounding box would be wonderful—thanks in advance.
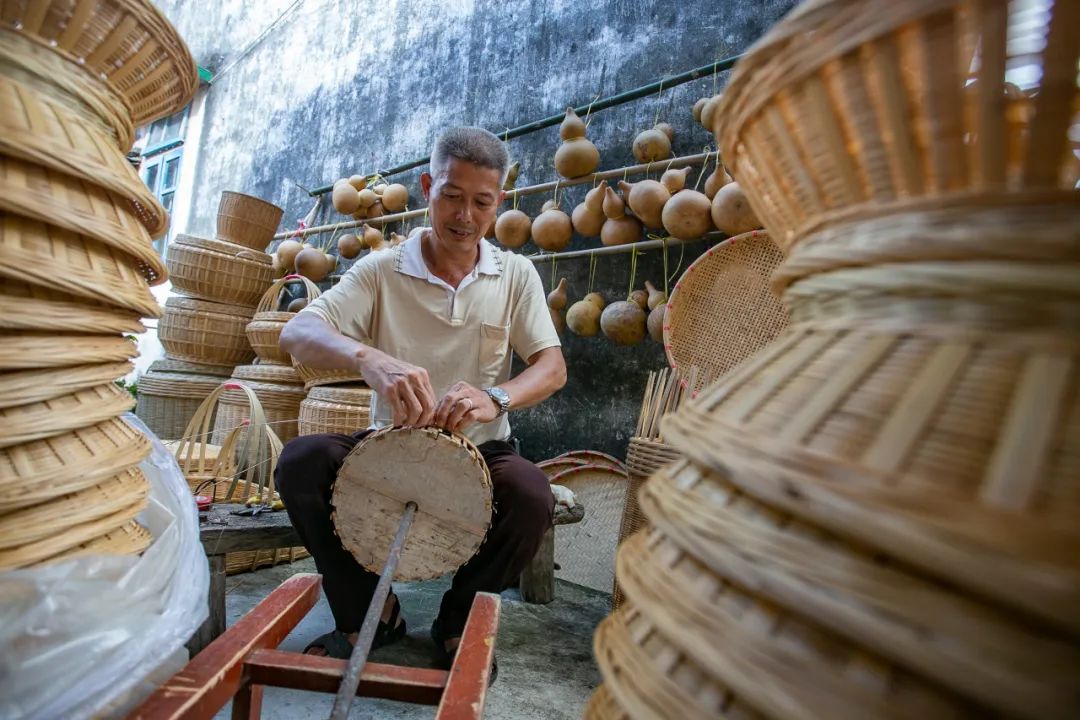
[139,105,190,257]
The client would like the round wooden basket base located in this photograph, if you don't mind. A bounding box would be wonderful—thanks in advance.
[331,427,493,581]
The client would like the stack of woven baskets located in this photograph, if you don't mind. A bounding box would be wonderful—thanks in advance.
[590,1,1080,718]
[0,2,197,570]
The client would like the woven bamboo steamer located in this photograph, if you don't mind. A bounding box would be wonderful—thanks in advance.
[225,546,310,576]
[598,459,1080,719]
[158,296,256,366]
[0,279,145,335]
[0,494,148,571]
[0,382,135,449]
[0,416,150,512]
[48,520,153,564]
[213,378,306,444]
[246,275,323,364]
[0,466,148,551]
[149,356,235,377]
[548,463,628,593]
[0,75,168,237]
[0,362,132,410]
[332,427,493,581]
[0,159,167,287]
[0,332,138,371]
[297,384,372,436]
[0,0,198,128]
[134,370,228,441]
[663,230,789,394]
[166,234,274,307]
[715,0,1080,252]
[216,191,285,252]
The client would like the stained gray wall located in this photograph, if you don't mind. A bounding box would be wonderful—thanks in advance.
[155,0,796,461]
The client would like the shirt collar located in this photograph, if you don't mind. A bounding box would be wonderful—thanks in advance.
[394,229,504,280]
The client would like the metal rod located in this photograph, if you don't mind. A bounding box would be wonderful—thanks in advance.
[526,233,720,263]
[329,501,418,720]
[274,152,714,241]
[305,54,742,196]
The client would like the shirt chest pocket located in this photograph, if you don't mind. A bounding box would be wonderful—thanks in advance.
[478,322,510,378]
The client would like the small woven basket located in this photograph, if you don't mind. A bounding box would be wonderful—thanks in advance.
[246,275,323,365]
[135,370,228,441]
[216,191,284,252]
[158,295,256,366]
[166,234,274,306]
[297,385,373,436]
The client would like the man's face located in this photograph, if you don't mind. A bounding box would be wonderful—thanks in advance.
[421,156,504,252]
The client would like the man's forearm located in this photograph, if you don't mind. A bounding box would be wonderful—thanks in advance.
[499,347,566,411]
[279,313,365,371]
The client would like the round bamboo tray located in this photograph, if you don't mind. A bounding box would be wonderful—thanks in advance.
[0,332,138,371]
[214,379,306,444]
[0,466,148,551]
[0,362,133,410]
[0,0,198,127]
[49,520,153,564]
[0,74,168,237]
[548,463,629,593]
[149,357,234,377]
[332,427,493,581]
[0,416,151,512]
[167,234,274,306]
[232,363,302,386]
[536,456,587,478]
[216,191,284,252]
[297,385,372,436]
[135,370,228,441]
[246,275,323,365]
[158,296,256,366]
[595,459,1080,719]
[716,0,1080,251]
[663,230,789,394]
[0,382,135,449]
[0,211,159,319]
[555,450,627,473]
[0,280,145,335]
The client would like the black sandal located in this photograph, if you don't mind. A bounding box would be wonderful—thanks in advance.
[430,618,498,685]
[304,596,407,658]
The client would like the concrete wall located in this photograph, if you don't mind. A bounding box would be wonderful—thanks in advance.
[154,0,796,461]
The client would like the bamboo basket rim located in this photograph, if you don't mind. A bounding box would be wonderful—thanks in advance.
[149,357,235,376]
[173,233,273,264]
[0,382,135,449]
[232,363,302,385]
[305,385,373,403]
[164,295,259,318]
[252,274,323,315]
[0,281,147,335]
[48,520,153,564]
[0,361,133,410]
[137,371,227,398]
[0,332,139,370]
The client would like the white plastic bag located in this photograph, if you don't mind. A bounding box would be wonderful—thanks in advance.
[0,414,208,719]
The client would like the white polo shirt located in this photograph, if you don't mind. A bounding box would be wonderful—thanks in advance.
[301,232,561,445]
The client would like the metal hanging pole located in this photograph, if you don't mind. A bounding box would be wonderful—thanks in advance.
[328,501,418,720]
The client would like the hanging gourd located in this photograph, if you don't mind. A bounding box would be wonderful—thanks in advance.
[337,233,363,259]
[661,166,691,194]
[554,107,600,179]
[503,161,520,190]
[495,209,531,248]
[532,201,572,252]
[692,97,708,124]
[600,185,642,246]
[287,297,309,312]
[632,123,674,163]
[295,246,330,282]
[601,300,646,345]
[703,164,733,200]
[361,224,385,251]
[332,179,362,214]
[348,175,367,190]
[366,200,385,219]
[275,239,303,271]
[700,93,723,133]
[662,188,713,240]
[711,182,761,235]
[380,184,409,213]
[629,288,649,311]
[547,278,568,311]
[549,307,565,335]
[645,280,668,342]
[620,178,670,230]
[388,232,406,246]
[271,253,287,278]
[567,292,605,337]
[571,181,608,237]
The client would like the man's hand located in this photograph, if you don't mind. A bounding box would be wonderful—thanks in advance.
[434,381,499,433]
[355,347,437,426]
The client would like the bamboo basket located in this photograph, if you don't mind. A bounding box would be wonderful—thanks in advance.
[0,362,133,410]
[292,361,365,390]
[0,280,145,335]
[716,0,1080,252]
[166,234,274,306]
[0,332,138,370]
[0,382,135,449]
[216,191,284,252]
[232,363,302,386]
[663,230,789,394]
[213,378,306,445]
[149,357,234,377]
[225,546,310,576]
[0,416,151,512]
[135,370,228,441]
[246,275,322,365]
[0,74,168,237]
[549,463,629,593]
[592,459,1080,720]
[0,0,198,127]
[297,385,373,436]
[158,296,256,366]
[47,520,153,564]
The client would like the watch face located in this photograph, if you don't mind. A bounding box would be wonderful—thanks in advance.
[488,387,510,407]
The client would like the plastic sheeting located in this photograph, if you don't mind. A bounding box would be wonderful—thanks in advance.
[0,414,208,719]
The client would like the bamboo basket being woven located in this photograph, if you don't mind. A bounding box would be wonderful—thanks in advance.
[216,191,284,252]
[166,234,274,307]
[158,296,256,366]
[246,275,322,365]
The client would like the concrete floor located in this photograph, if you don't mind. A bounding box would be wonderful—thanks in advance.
[214,558,609,719]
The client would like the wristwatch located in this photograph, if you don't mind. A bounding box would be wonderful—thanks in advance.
[484,387,511,417]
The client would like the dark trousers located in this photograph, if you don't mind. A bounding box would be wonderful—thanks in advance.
[275,430,554,637]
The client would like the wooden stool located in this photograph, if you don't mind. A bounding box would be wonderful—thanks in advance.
[519,503,586,604]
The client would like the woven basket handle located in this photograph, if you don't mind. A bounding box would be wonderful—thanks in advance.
[254,274,323,313]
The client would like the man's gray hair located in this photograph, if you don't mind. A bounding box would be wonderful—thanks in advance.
[429,127,510,184]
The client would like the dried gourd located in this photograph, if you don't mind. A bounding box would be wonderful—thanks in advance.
[571,180,607,237]
[554,107,600,179]
[600,185,641,246]
[711,182,760,235]
[662,189,713,240]
[632,123,673,163]
[620,179,669,230]
[601,301,646,345]
[495,209,531,248]
[532,203,572,252]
